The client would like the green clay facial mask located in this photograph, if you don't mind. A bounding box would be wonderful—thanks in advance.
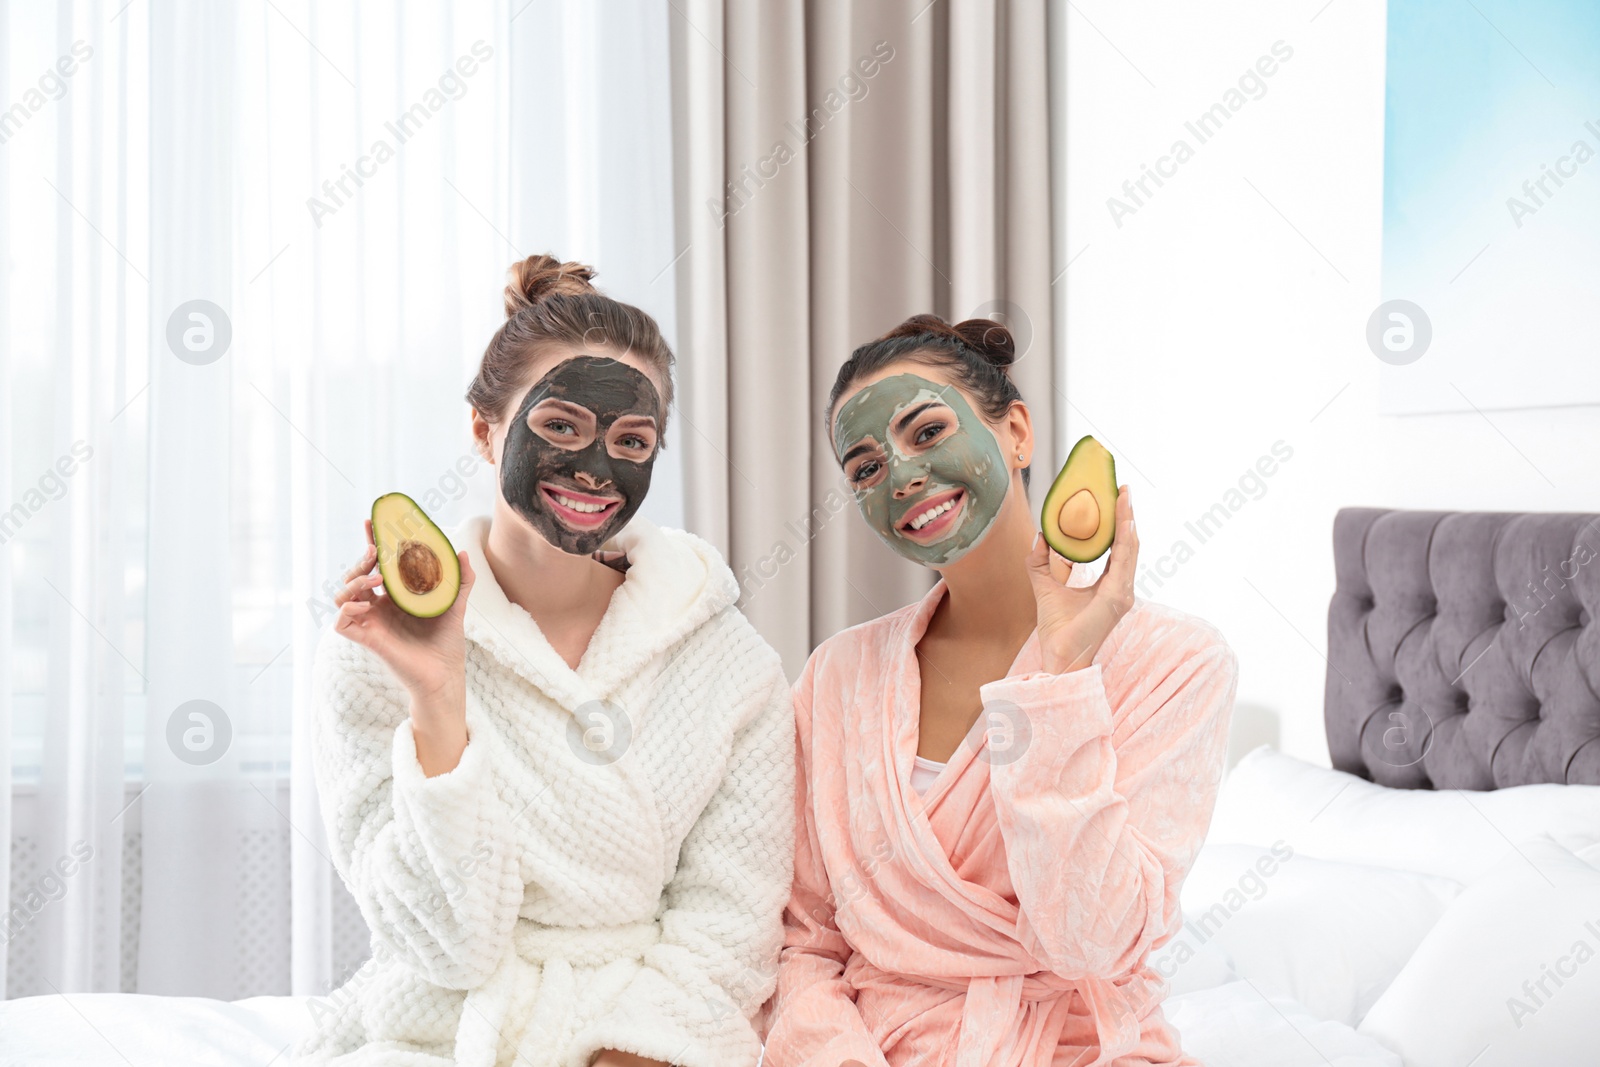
[832,372,1011,567]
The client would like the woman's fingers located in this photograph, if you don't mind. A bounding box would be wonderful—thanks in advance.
[1048,545,1073,585]
[445,551,475,621]
[337,602,397,666]
[335,523,379,609]
[1026,532,1073,603]
[1025,532,1050,581]
[1101,484,1139,605]
[340,542,376,586]
[334,597,375,642]
[335,521,384,608]
[333,571,382,609]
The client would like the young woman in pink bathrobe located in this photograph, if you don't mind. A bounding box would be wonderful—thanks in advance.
[760,314,1240,1067]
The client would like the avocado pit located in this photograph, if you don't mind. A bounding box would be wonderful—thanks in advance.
[397,540,443,595]
[1056,488,1101,540]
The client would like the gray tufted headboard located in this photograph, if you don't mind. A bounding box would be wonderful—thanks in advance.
[1325,507,1600,789]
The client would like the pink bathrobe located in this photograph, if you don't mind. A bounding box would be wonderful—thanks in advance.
[763,578,1239,1067]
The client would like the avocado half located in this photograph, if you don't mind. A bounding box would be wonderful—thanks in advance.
[1040,435,1117,563]
[371,492,461,618]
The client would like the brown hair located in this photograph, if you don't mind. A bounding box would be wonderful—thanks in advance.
[465,254,676,436]
[827,313,1029,487]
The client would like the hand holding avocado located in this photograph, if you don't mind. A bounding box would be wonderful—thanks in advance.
[1029,437,1139,673]
[332,497,475,712]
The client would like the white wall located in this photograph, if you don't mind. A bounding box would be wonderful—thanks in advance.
[1055,1,1600,766]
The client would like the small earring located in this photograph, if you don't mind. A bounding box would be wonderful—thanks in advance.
[1018,453,1026,463]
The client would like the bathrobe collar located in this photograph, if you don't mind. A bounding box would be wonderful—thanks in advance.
[878,558,1136,895]
[450,512,739,710]
[865,564,1147,1066]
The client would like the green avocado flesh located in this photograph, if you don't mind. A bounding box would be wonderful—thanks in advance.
[371,492,461,618]
[1040,435,1117,563]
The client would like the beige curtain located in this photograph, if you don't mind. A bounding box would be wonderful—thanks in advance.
[670,0,1056,676]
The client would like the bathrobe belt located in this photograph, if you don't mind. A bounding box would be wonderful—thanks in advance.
[454,918,662,1067]
[850,956,1152,1067]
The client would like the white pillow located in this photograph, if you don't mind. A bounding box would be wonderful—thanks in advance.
[1167,983,1405,1067]
[1148,919,1237,996]
[1357,837,1600,1065]
[1206,745,1600,883]
[1169,842,1460,1026]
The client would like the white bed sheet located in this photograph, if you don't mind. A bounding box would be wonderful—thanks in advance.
[0,991,309,1065]
[0,979,1403,1066]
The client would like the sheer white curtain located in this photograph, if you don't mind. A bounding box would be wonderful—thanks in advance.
[2,0,680,1000]
[2,0,143,999]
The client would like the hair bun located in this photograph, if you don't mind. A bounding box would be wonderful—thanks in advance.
[879,312,1016,368]
[505,254,598,319]
[951,317,1016,368]
[880,313,950,342]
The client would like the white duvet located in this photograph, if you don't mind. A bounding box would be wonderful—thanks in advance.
[0,981,1404,1067]
[10,746,1600,1065]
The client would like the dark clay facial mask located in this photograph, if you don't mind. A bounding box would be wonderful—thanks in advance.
[500,355,662,555]
[833,372,1010,567]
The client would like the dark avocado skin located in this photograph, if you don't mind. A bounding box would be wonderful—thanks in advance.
[1040,435,1116,563]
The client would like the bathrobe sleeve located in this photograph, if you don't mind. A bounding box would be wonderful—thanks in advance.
[762,651,891,1067]
[571,648,797,1067]
[309,628,525,991]
[979,618,1238,981]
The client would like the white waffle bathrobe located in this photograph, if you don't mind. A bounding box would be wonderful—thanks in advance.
[293,514,795,1067]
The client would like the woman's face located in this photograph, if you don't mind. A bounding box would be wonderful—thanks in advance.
[830,361,1015,567]
[488,346,666,555]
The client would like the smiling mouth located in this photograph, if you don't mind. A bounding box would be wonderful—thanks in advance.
[539,482,623,529]
[896,487,965,542]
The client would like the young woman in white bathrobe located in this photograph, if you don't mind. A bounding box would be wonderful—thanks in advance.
[294,255,795,1067]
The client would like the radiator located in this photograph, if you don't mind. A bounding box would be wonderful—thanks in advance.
[6,782,372,999]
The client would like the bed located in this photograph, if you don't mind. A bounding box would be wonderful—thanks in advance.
[6,507,1600,1066]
